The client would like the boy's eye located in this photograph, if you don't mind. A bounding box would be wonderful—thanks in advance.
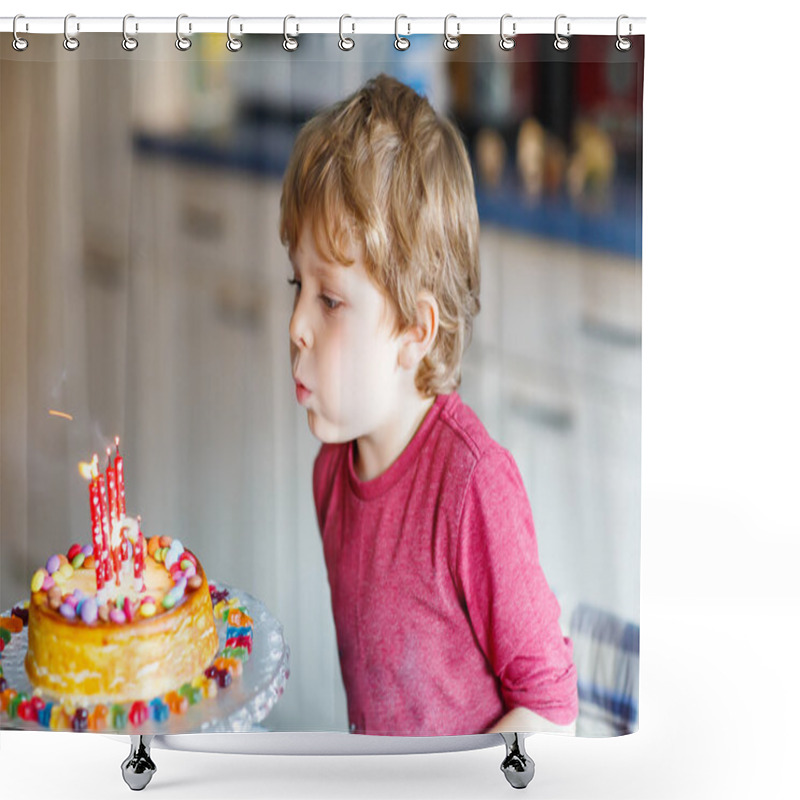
[320,294,341,311]
[288,276,340,311]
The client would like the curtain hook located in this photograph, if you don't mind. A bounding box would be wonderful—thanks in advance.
[499,14,516,51]
[443,14,460,51]
[554,14,570,51]
[394,14,410,51]
[63,13,80,51]
[227,15,243,52]
[175,14,192,51]
[122,14,139,51]
[283,15,299,51]
[616,15,632,51]
[12,14,29,51]
[339,14,355,51]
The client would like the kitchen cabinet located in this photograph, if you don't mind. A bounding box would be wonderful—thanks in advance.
[463,226,641,624]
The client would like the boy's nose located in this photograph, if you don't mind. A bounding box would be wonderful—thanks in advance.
[289,305,312,350]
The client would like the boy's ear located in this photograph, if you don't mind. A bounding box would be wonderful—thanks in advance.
[398,291,439,371]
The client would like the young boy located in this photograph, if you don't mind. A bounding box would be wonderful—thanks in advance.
[280,74,577,736]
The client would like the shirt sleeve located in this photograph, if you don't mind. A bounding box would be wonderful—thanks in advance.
[455,446,578,725]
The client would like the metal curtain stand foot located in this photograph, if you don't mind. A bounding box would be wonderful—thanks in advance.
[500,732,535,789]
[122,735,157,790]
[119,732,531,790]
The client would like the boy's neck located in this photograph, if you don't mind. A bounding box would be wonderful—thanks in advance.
[353,393,437,482]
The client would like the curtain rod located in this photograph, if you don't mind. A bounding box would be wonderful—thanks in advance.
[1,16,646,37]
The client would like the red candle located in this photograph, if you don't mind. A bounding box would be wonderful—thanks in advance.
[98,474,118,587]
[89,457,106,592]
[134,516,145,589]
[106,448,119,524]
[115,437,126,518]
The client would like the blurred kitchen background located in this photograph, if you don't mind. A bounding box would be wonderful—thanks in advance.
[1,32,642,733]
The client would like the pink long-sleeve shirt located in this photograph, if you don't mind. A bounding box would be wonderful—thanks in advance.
[313,392,578,736]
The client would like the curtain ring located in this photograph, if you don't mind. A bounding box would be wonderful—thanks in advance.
[394,15,410,51]
[339,15,355,51]
[283,15,298,51]
[12,15,29,51]
[227,15,243,52]
[499,14,515,51]
[63,13,80,51]
[616,15,632,51]
[554,14,570,51]
[175,14,192,51]
[443,14,460,51]
[122,14,139,51]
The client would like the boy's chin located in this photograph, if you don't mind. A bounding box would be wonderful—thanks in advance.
[305,409,353,445]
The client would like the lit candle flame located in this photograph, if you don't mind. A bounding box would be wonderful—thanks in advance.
[49,410,74,421]
[78,454,99,481]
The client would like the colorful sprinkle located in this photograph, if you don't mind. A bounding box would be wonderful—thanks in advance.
[111,704,127,730]
[0,616,23,634]
[8,694,23,719]
[164,540,184,568]
[88,704,108,731]
[129,700,149,726]
[18,700,37,721]
[109,608,126,624]
[164,691,188,715]
[179,683,202,706]
[31,569,47,593]
[139,602,156,618]
[161,592,177,610]
[149,698,169,723]
[59,603,76,620]
[57,563,74,581]
[80,598,98,624]
[215,669,232,688]
[71,707,89,732]
[46,555,61,575]
[37,702,54,728]
[1,689,18,712]
[67,544,83,562]
[70,552,86,570]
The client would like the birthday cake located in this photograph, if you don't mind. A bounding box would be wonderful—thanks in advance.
[23,441,219,706]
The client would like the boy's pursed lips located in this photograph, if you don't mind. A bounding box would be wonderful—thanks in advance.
[294,374,312,404]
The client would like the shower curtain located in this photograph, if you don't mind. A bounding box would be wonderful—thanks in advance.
[1,23,643,738]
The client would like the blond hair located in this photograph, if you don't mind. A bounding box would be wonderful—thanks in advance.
[279,73,480,396]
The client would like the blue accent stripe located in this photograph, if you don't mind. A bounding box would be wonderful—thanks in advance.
[570,604,640,655]
[577,680,638,724]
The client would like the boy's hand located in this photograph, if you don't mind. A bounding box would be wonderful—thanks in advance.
[486,706,576,735]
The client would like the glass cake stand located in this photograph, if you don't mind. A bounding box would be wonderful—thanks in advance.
[0,582,290,736]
